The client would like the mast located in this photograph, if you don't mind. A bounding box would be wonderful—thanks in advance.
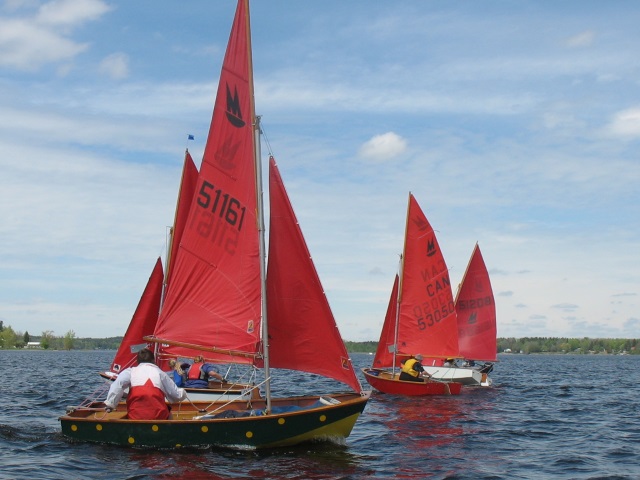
[392,255,403,374]
[392,193,412,373]
[255,117,271,412]
[245,0,271,412]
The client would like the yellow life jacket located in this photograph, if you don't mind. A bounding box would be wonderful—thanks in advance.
[401,358,420,377]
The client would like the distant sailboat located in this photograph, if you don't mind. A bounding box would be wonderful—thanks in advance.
[454,244,496,383]
[60,0,369,449]
[455,244,497,364]
[362,193,462,396]
[420,243,496,386]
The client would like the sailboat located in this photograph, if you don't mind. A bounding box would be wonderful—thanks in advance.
[420,244,496,386]
[362,193,462,396]
[60,0,369,449]
[454,244,496,383]
[455,244,497,366]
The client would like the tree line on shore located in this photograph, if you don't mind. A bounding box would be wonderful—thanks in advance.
[345,338,638,355]
[1,322,637,354]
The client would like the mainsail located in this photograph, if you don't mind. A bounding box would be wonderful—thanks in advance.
[153,0,261,363]
[455,244,497,362]
[395,193,459,359]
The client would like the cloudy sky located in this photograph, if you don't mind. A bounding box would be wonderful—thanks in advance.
[1,0,638,342]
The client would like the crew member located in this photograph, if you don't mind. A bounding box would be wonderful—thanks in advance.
[104,348,186,420]
[399,354,430,382]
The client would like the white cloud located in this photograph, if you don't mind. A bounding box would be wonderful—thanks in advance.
[358,132,407,162]
[605,107,640,138]
[99,52,130,80]
[36,0,110,27]
[566,30,596,48]
[0,17,88,69]
[0,0,110,70]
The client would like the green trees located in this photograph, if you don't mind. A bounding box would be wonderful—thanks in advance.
[343,338,637,355]
[495,337,637,354]
[0,326,18,349]
[63,330,76,350]
[40,330,55,350]
[0,318,636,354]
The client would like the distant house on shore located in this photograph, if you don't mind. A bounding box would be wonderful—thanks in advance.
[25,342,41,349]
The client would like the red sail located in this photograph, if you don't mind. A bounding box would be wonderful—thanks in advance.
[266,157,362,393]
[153,0,261,362]
[110,258,164,373]
[397,194,459,358]
[372,275,399,368]
[165,150,198,289]
[455,244,497,362]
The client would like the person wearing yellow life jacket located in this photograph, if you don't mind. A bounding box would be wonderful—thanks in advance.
[104,348,186,420]
[399,354,430,382]
[443,357,457,368]
[185,355,225,388]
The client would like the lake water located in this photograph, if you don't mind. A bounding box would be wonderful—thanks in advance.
[0,350,638,479]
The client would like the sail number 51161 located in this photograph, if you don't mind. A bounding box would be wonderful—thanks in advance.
[196,181,246,231]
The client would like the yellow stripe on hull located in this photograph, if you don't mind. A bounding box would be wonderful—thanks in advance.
[259,412,363,448]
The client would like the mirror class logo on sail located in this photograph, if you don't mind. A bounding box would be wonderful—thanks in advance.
[414,236,454,330]
[192,82,248,255]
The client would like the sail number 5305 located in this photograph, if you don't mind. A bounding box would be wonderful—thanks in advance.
[196,181,246,231]
[413,298,455,330]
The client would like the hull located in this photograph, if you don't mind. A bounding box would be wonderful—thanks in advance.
[60,392,370,449]
[362,368,461,396]
[422,366,489,386]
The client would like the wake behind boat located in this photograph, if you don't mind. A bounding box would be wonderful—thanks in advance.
[60,0,369,449]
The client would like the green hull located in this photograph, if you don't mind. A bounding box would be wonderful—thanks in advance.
[60,393,369,449]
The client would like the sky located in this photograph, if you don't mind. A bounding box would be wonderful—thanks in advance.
[1,0,639,342]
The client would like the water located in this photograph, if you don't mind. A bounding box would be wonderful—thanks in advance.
[0,351,638,479]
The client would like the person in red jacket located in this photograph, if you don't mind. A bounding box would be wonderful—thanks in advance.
[104,348,186,420]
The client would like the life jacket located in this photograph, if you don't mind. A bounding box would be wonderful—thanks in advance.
[126,363,170,420]
[401,358,420,378]
[171,370,185,387]
[187,362,206,381]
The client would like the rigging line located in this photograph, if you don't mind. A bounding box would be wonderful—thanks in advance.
[182,370,263,414]
[260,121,274,157]
[195,376,271,417]
[182,394,207,413]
